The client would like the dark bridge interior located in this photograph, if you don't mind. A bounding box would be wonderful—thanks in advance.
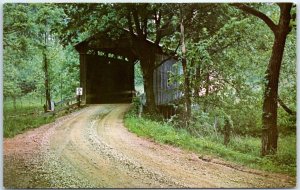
[85,55,134,104]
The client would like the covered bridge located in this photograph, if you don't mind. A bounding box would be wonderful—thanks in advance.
[74,29,182,106]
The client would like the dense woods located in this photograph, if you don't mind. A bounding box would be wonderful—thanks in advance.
[3,3,296,174]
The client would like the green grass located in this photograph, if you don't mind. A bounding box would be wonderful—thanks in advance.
[4,115,56,138]
[3,97,69,138]
[4,97,43,114]
[124,111,296,176]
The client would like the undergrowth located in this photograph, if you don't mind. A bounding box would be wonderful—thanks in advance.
[3,98,77,138]
[124,109,296,176]
[4,114,56,138]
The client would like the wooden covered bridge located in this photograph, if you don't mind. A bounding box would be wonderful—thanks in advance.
[74,29,182,113]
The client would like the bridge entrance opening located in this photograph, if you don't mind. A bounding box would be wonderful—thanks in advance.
[74,29,140,104]
[85,55,134,104]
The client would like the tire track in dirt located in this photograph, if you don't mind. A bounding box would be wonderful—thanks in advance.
[4,104,296,188]
[44,104,183,188]
[94,104,295,188]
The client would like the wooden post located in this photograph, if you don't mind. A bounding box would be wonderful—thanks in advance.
[77,95,81,107]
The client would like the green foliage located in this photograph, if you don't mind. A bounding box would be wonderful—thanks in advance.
[48,44,80,101]
[124,111,296,175]
[129,96,141,115]
[171,3,296,137]
[134,62,144,93]
[3,63,22,99]
[277,28,296,133]
[3,4,80,138]
[4,4,79,103]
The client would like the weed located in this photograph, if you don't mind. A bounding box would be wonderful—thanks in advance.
[3,98,74,138]
[124,111,296,176]
[4,115,55,138]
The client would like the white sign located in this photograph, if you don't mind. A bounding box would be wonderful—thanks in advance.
[76,87,83,95]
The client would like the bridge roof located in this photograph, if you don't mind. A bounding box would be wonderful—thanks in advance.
[74,29,164,61]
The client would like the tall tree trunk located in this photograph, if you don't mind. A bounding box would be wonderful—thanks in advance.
[180,18,191,124]
[231,3,293,156]
[261,31,289,156]
[43,33,51,111]
[140,57,156,114]
[143,73,156,113]
[261,4,292,156]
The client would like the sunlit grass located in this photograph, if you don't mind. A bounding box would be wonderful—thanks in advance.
[4,97,69,138]
[124,111,296,176]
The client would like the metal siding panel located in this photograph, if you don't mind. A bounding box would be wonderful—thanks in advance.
[156,69,158,105]
[161,65,164,105]
[153,56,184,105]
[161,66,164,105]
[169,62,172,103]
[156,67,159,105]
[161,65,164,104]
[165,64,168,104]
[161,64,167,104]
[157,67,159,105]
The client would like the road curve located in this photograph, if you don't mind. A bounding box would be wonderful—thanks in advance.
[4,104,295,188]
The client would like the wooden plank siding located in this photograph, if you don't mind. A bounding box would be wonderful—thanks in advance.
[153,55,183,106]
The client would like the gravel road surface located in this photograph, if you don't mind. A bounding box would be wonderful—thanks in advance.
[4,104,296,188]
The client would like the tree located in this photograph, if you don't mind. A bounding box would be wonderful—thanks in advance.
[33,4,66,110]
[232,3,295,155]
[3,4,35,108]
[3,4,69,110]
[123,4,163,113]
[179,5,192,125]
[50,44,80,101]
[3,62,22,110]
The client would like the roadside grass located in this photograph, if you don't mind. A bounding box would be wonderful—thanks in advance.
[4,98,43,115]
[124,111,296,176]
[3,97,76,138]
[4,114,56,138]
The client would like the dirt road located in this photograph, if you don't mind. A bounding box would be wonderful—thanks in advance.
[4,104,295,188]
